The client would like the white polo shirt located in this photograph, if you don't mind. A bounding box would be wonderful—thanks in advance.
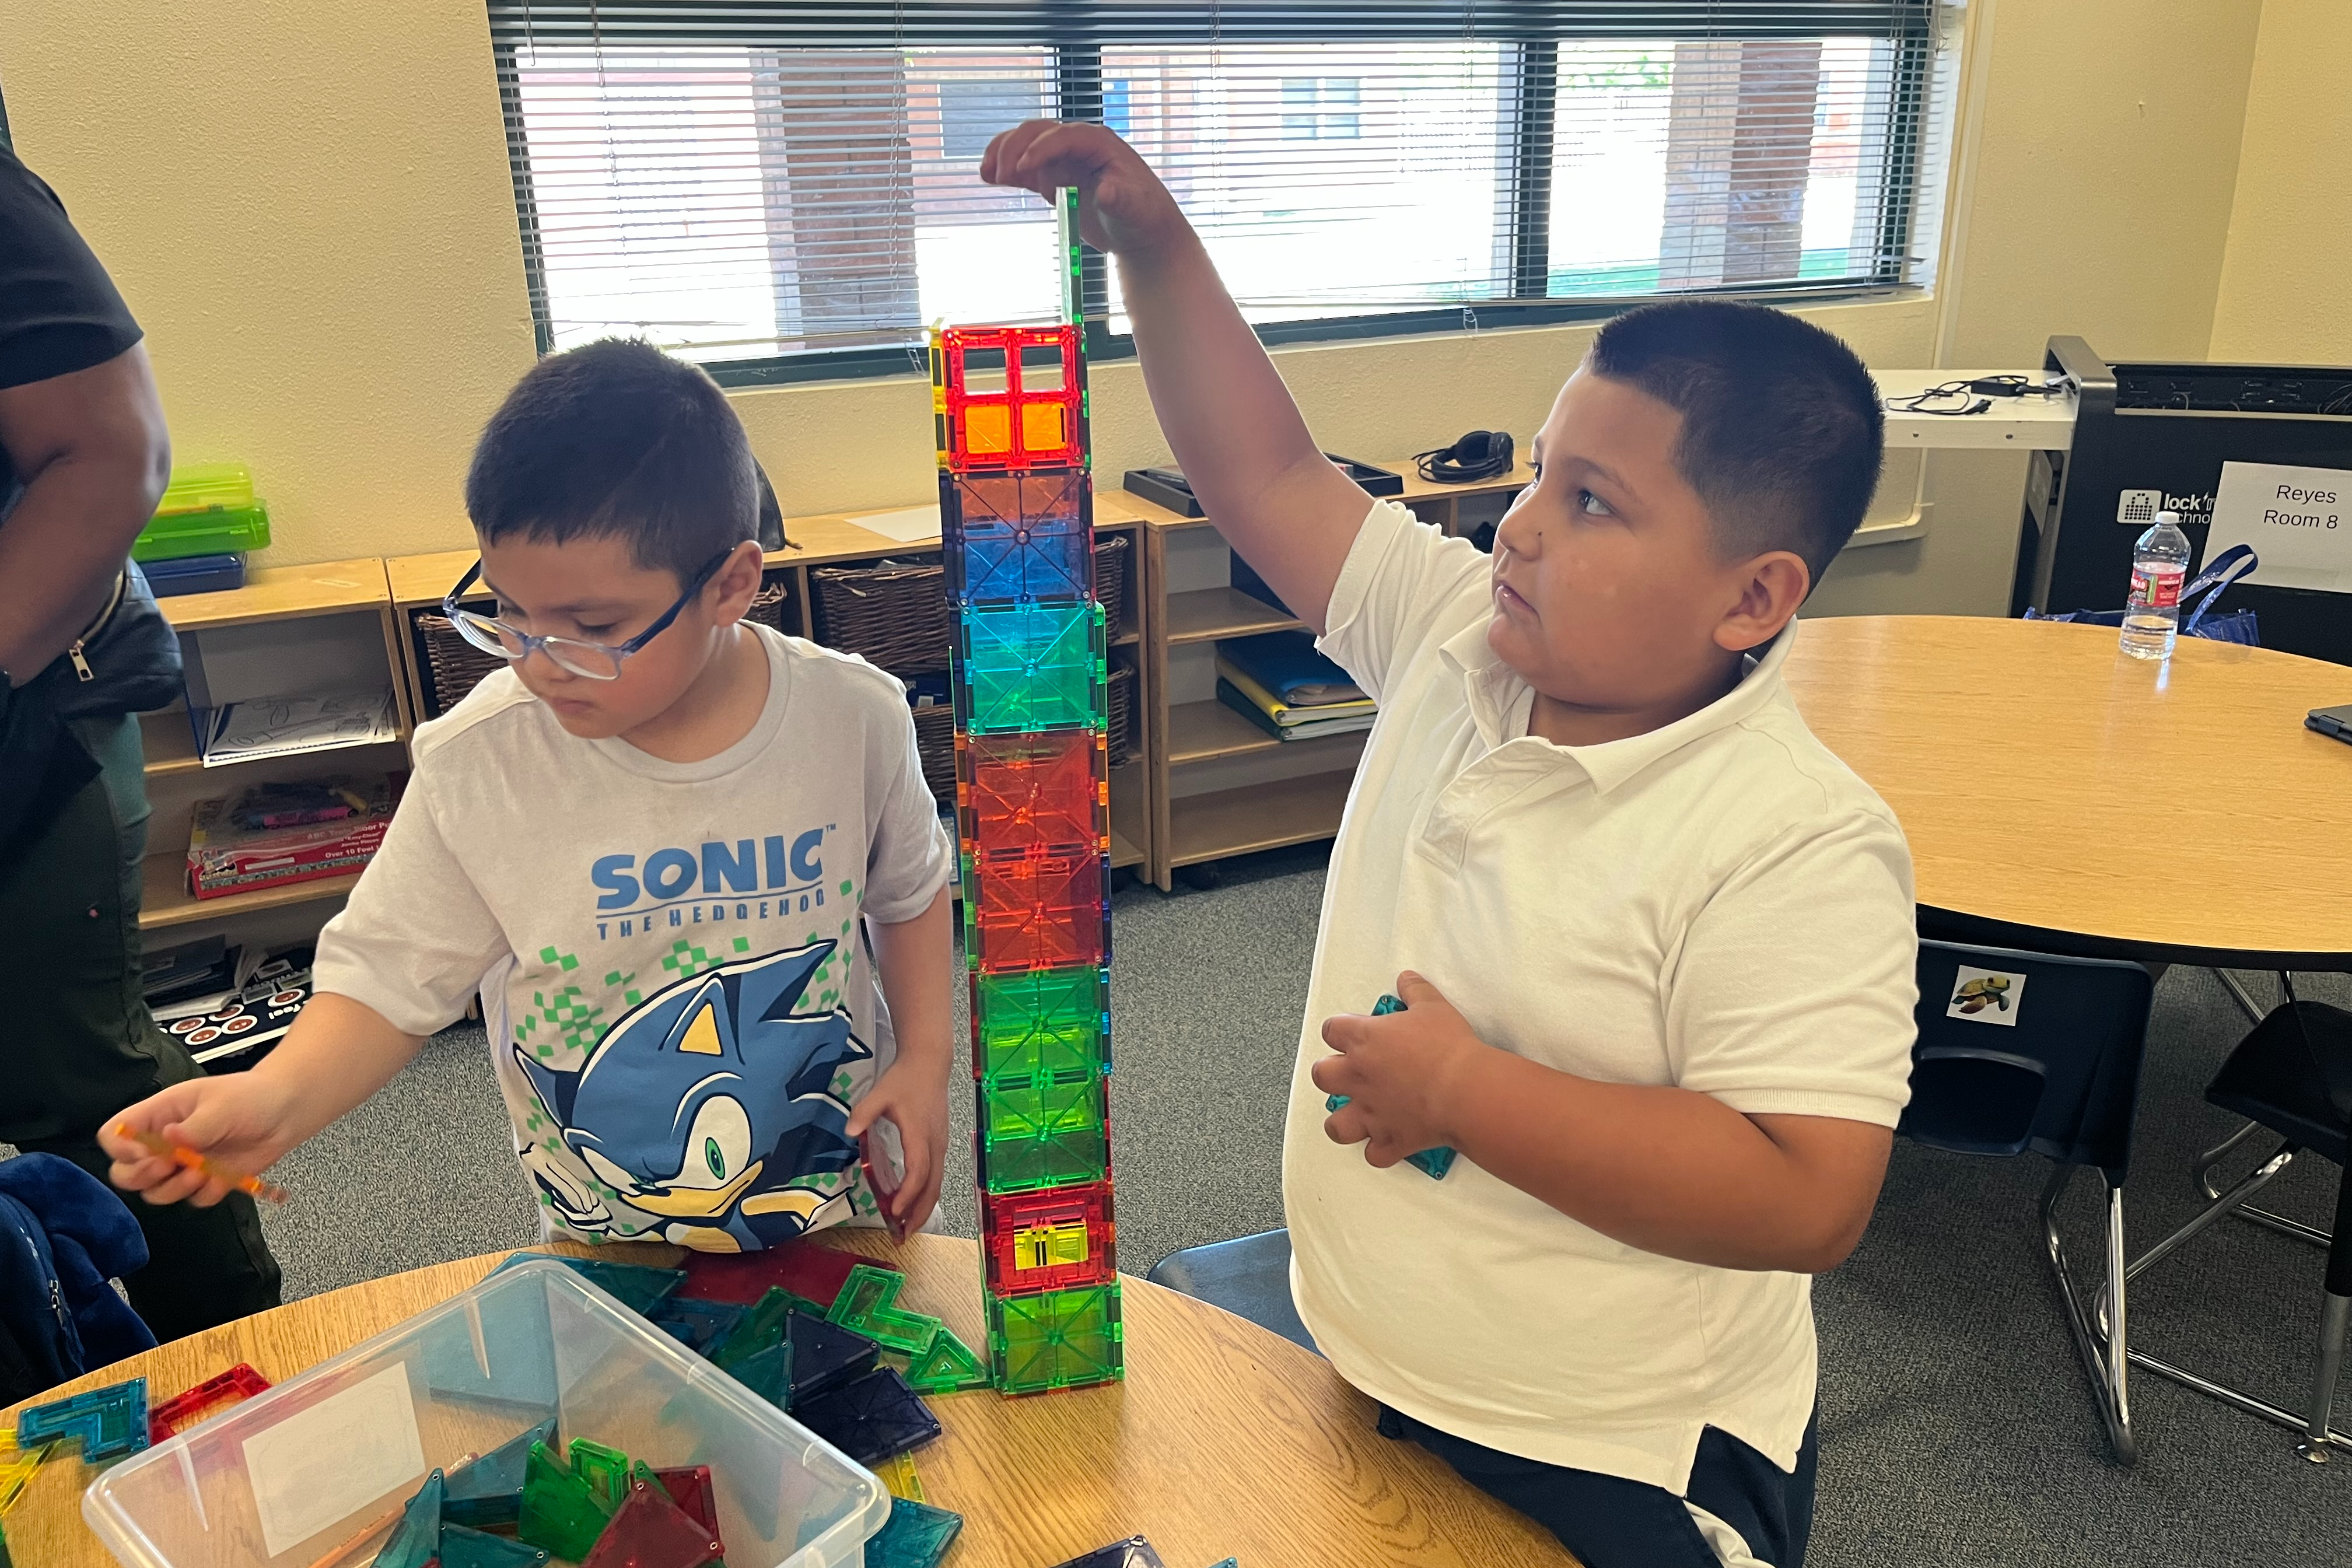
[1286,500,1918,1495]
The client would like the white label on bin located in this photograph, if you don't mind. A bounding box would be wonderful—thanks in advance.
[242,1363,425,1556]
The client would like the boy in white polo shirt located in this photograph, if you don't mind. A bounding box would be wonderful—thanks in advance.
[986,126,1916,1567]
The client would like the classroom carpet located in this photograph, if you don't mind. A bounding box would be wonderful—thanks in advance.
[220,849,2349,1563]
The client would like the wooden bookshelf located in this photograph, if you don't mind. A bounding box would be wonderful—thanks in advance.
[1135,456,1530,888]
[136,560,408,947]
[139,855,360,932]
[1167,770,1362,869]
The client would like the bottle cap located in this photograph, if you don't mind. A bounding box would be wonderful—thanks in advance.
[2154,510,2179,524]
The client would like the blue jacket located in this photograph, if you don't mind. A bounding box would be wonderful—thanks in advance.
[0,1154,156,1404]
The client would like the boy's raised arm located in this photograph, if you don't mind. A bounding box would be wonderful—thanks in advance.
[982,122,1373,635]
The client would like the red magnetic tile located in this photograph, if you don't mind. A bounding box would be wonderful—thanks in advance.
[982,1180,1115,1294]
[962,729,1104,859]
[147,1363,270,1444]
[680,1239,862,1308]
[937,325,1083,473]
[967,850,1107,974]
[580,1475,724,1568]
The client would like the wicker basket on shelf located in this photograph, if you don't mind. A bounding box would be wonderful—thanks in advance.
[1106,657,1137,768]
[744,575,793,635]
[910,699,957,806]
[810,560,949,674]
[412,612,507,719]
[1093,533,1130,632]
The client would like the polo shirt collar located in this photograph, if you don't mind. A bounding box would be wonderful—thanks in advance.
[1436,614,1800,796]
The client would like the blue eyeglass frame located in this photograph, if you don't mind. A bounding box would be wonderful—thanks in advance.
[441,547,738,679]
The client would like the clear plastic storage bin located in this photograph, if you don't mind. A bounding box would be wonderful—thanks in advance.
[83,1259,889,1568]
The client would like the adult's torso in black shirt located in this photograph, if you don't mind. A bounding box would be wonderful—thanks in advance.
[0,144,145,520]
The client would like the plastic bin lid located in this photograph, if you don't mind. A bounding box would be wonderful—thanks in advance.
[155,462,254,516]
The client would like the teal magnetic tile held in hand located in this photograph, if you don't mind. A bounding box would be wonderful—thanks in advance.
[1326,993,1458,1179]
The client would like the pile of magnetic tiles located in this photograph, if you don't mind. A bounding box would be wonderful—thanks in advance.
[491,1246,984,1568]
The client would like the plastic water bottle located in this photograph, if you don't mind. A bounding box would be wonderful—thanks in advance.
[2120,510,2192,660]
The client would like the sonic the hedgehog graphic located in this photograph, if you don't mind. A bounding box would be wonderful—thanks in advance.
[513,940,869,1250]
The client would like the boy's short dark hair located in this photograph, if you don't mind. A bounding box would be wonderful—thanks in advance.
[465,338,758,582]
[1588,301,1884,584]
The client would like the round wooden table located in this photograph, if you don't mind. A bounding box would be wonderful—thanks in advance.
[2,1234,1573,1568]
[1784,614,2352,967]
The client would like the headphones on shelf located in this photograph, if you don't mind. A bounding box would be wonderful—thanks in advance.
[1415,429,1515,485]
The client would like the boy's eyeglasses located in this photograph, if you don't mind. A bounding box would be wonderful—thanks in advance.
[440,548,734,681]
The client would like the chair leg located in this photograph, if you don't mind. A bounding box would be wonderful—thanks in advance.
[2299,1293,2351,1464]
[2132,1143,2298,1282]
[2123,1140,2352,1458]
[2041,1163,2137,1465]
[2211,968,2274,1028]
[2197,1130,2330,1250]
[2194,1119,2267,1191]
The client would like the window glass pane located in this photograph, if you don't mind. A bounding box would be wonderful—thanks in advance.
[513,44,1056,360]
[1546,36,1891,299]
[1103,44,1514,330]
[499,22,1927,373]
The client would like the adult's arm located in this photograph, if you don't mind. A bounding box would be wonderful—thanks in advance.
[0,342,170,684]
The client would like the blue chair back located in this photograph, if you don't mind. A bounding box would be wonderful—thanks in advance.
[1901,942,2154,1184]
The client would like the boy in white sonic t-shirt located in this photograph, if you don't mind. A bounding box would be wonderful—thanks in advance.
[107,340,956,1250]
[984,125,1916,1568]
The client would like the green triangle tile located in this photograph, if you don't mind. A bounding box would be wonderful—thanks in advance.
[905,1327,990,1394]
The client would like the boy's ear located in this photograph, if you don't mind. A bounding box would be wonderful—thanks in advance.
[1714,550,1810,655]
[708,538,766,626]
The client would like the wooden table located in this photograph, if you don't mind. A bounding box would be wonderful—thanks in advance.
[1785,614,2352,968]
[2,1235,1572,1568]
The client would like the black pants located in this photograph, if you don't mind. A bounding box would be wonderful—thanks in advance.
[1380,1404,1818,1568]
[1,714,280,1346]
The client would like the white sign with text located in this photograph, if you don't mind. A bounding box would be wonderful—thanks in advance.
[2207,461,2352,592]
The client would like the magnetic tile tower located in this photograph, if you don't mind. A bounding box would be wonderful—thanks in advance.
[936,187,1122,1396]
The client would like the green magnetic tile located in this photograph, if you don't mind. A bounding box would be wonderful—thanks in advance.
[989,1283,1124,1393]
[712,1286,796,1368]
[568,1438,632,1510]
[825,1265,941,1354]
[519,1441,613,1561]
[977,1069,1109,1193]
[975,966,1108,1081]
[958,602,1103,734]
[905,1325,992,1394]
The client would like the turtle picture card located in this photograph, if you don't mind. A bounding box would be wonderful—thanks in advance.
[1945,964,2027,1026]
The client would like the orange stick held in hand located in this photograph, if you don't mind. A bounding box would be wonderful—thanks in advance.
[115,1124,290,1205]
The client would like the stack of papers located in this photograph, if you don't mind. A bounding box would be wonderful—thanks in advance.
[1215,632,1376,741]
[200,688,398,765]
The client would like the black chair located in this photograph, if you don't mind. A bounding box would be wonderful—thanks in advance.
[2122,993,2351,1461]
[1146,1228,1317,1353]
[1899,940,2156,1464]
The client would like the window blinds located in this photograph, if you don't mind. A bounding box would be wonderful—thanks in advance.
[487,2,1952,369]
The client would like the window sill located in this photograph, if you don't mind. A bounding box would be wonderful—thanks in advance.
[706,282,1927,390]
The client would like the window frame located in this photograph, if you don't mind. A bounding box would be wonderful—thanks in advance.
[488,4,1941,386]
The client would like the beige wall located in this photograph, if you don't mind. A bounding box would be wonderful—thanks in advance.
[0,0,2276,616]
[1809,0,2264,617]
[1,1,540,568]
[2208,0,2352,362]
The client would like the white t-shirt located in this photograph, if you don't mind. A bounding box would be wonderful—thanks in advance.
[1287,501,1918,1494]
[314,625,955,1251]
